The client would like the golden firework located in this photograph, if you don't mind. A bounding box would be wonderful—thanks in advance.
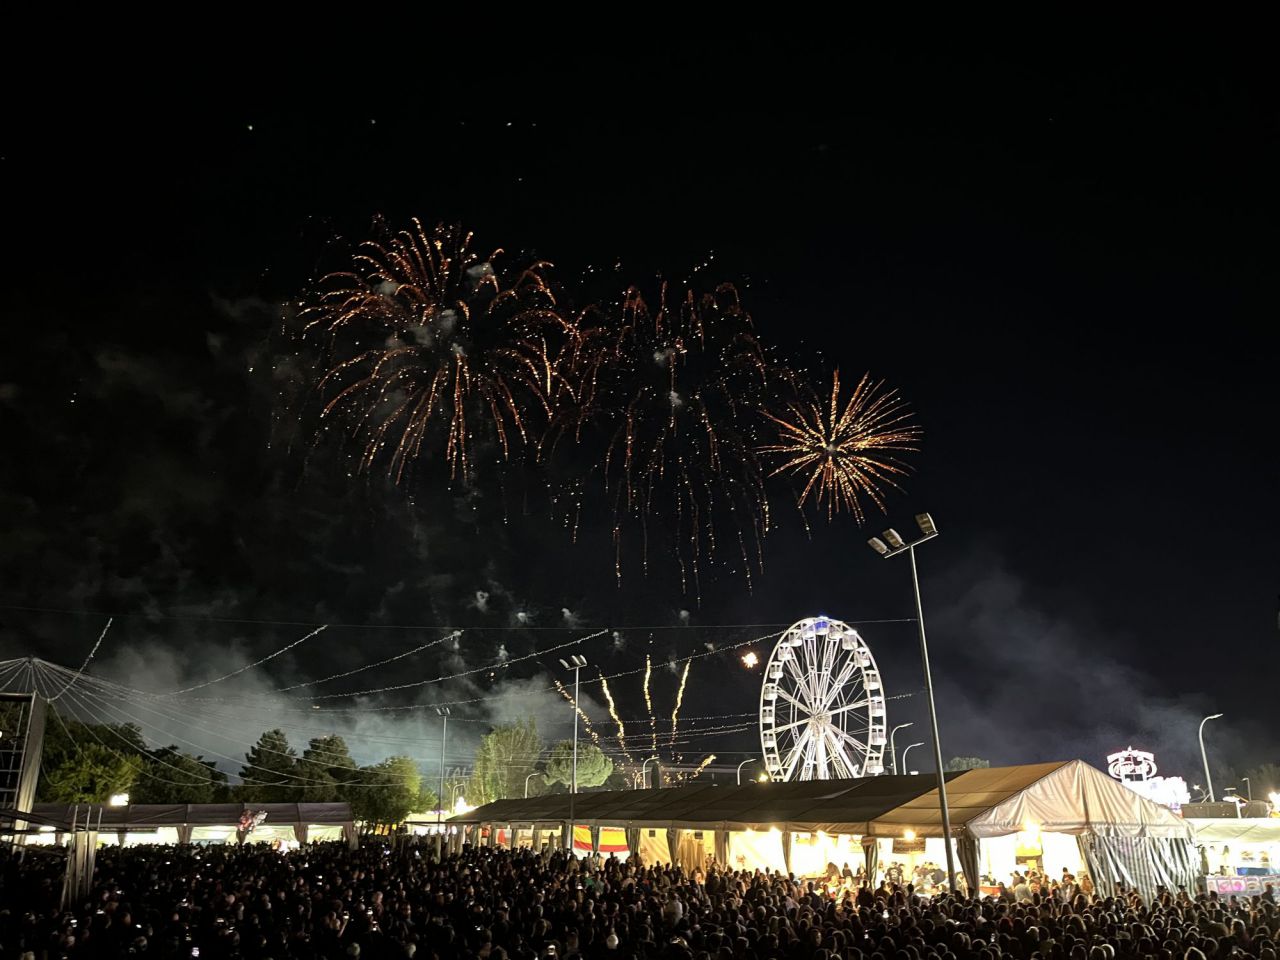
[760,371,921,522]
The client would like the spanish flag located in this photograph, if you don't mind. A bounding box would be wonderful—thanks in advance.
[572,826,629,854]
[599,827,628,855]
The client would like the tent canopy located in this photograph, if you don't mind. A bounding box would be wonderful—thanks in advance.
[1186,818,1280,844]
[454,761,1191,841]
[31,802,354,831]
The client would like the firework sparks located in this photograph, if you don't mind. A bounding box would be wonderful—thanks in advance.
[741,651,759,668]
[688,753,717,781]
[760,371,921,522]
[599,674,636,770]
[644,654,657,756]
[668,659,691,750]
[297,218,575,482]
[553,679,604,750]
[549,282,782,598]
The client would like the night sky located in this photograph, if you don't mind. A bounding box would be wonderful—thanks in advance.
[1,50,1275,785]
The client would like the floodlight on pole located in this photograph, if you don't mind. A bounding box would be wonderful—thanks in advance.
[641,756,661,789]
[868,511,954,892]
[901,742,924,772]
[890,722,914,775]
[435,706,451,827]
[561,655,587,851]
[1198,713,1224,802]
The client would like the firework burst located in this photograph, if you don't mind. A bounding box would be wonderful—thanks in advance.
[760,371,921,523]
[297,219,577,482]
[551,282,780,598]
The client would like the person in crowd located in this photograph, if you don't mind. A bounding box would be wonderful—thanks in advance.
[4,841,1280,960]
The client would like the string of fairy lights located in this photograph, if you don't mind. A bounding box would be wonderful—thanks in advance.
[0,610,922,791]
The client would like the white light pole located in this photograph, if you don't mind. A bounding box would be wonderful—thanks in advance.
[435,706,450,828]
[901,741,924,773]
[1242,778,1251,802]
[559,654,588,850]
[737,758,759,785]
[869,513,957,893]
[1198,713,1223,802]
[525,771,540,798]
[641,755,661,789]
[890,722,914,775]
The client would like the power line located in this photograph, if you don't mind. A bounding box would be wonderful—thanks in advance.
[0,601,915,632]
[48,618,113,702]
[168,625,328,695]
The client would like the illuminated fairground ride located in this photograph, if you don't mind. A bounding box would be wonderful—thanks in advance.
[759,616,887,781]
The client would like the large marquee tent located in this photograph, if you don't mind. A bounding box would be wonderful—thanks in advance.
[24,801,358,847]
[452,760,1197,899]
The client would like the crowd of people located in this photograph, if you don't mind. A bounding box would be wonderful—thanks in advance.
[2,840,1277,960]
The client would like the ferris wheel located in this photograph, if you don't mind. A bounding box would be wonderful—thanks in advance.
[759,616,887,781]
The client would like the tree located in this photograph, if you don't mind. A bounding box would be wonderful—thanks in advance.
[131,747,229,804]
[467,720,542,805]
[945,757,991,772]
[42,743,140,803]
[543,741,613,790]
[293,734,359,802]
[239,729,299,802]
[348,756,429,825]
[303,735,358,780]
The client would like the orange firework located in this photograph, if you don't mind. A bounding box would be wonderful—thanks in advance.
[760,371,921,523]
[297,219,577,482]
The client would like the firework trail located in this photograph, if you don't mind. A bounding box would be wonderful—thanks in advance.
[548,282,785,599]
[668,658,692,751]
[599,673,636,770]
[553,679,604,750]
[760,371,921,523]
[688,753,716,781]
[297,218,577,482]
[644,654,658,756]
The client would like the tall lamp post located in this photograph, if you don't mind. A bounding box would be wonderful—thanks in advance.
[1242,778,1252,802]
[641,755,661,789]
[560,655,588,853]
[737,758,759,785]
[525,771,540,798]
[869,513,957,893]
[1198,713,1223,802]
[901,742,924,773]
[890,722,914,776]
[435,706,451,828]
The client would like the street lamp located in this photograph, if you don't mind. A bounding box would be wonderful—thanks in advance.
[901,742,924,773]
[868,512,957,893]
[435,706,451,827]
[559,654,588,851]
[525,771,540,798]
[1242,777,1252,802]
[1198,713,1223,802]
[641,756,661,789]
[737,758,759,785]
[890,722,914,776]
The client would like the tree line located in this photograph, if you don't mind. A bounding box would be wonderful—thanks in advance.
[28,711,619,824]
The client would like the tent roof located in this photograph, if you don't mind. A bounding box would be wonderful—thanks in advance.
[453,760,1191,839]
[31,802,353,830]
[1186,818,1280,844]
